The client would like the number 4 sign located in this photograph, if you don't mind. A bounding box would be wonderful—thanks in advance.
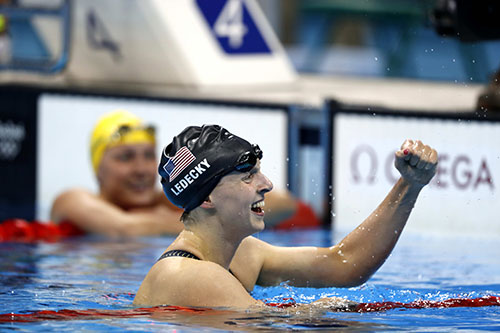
[196,0,271,54]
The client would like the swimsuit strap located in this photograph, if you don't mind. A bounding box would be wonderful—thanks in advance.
[157,249,200,262]
[156,249,236,277]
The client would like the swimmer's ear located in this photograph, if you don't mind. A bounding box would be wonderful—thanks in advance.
[200,196,214,209]
[96,167,104,184]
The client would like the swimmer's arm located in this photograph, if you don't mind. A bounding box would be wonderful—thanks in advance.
[255,180,425,287]
[255,140,438,287]
[301,297,358,312]
[263,190,298,227]
[50,189,183,237]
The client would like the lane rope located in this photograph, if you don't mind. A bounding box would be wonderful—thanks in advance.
[1,296,499,322]
[0,219,84,242]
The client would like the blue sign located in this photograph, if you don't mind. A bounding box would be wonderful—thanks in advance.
[196,0,271,55]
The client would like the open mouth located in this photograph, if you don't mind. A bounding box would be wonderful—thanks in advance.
[250,201,265,214]
[129,183,153,193]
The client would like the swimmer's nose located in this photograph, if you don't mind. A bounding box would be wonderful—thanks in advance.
[132,156,155,175]
[258,172,273,194]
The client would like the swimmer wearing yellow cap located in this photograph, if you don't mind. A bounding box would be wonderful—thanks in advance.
[90,110,160,209]
[50,110,184,237]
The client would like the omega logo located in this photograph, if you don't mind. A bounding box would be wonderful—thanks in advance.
[350,144,495,191]
[0,120,26,161]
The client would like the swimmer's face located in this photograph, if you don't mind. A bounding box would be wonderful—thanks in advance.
[209,160,273,234]
[97,143,157,209]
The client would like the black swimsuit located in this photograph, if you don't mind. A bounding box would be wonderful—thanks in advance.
[157,249,235,276]
[157,249,200,261]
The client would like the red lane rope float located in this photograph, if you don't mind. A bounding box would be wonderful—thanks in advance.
[273,201,322,230]
[265,297,297,308]
[356,295,500,312]
[1,296,499,322]
[0,305,206,323]
[0,219,85,243]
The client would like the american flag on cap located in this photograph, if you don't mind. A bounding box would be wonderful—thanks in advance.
[163,146,196,182]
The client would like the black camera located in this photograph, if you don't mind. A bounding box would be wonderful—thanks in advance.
[432,0,500,42]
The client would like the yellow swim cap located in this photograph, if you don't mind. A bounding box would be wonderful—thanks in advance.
[90,110,156,173]
[0,15,7,33]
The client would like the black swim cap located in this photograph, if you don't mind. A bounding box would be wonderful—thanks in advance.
[159,125,263,212]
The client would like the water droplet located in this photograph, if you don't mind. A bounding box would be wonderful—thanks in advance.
[374,57,378,61]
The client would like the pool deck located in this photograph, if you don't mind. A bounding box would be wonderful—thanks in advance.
[0,72,484,112]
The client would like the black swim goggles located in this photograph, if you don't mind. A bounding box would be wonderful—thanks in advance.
[109,124,156,143]
[234,144,263,172]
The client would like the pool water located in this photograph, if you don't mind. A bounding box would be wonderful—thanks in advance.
[1,228,499,331]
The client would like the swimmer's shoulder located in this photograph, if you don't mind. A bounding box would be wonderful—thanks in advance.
[50,188,102,222]
[55,188,96,200]
[230,236,275,289]
[137,256,246,307]
[234,236,275,266]
[237,236,274,255]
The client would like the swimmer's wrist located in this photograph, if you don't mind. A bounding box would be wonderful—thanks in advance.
[398,177,426,191]
[309,297,358,312]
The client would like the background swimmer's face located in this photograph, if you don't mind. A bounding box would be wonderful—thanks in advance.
[97,143,157,209]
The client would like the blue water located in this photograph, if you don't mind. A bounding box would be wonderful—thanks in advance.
[1,228,499,331]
